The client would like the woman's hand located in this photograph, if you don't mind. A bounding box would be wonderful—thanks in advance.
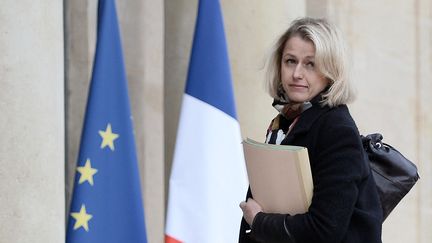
[239,198,263,226]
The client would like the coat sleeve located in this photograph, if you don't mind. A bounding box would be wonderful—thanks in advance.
[251,116,367,243]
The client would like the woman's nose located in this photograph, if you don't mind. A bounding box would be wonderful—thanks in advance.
[293,64,304,79]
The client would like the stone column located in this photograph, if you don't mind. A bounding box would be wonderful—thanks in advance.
[414,0,432,242]
[64,0,97,213]
[0,1,65,243]
[164,0,198,190]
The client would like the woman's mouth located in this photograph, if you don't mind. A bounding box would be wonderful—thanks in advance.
[289,84,308,90]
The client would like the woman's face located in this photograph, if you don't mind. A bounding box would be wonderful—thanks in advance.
[280,35,329,103]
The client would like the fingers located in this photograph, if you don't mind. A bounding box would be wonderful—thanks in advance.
[239,198,254,209]
[239,199,260,226]
[239,201,247,210]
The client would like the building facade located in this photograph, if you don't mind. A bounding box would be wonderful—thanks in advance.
[1,0,431,242]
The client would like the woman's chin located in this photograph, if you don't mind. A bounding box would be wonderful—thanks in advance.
[287,95,309,103]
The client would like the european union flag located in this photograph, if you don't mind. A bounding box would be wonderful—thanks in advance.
[66,0,148,242]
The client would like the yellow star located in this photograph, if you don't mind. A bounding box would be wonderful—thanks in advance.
[76,159,98,186]
[70,204,93,232]
[99,123,119,151]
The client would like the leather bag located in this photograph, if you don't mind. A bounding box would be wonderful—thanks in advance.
[361,133,420,221]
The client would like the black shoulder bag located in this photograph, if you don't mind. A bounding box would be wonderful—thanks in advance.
[361,133,420,221]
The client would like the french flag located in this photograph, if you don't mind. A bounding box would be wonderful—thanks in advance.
[165,0,248,242]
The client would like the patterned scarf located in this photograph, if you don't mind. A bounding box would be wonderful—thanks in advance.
[265,93,312,144]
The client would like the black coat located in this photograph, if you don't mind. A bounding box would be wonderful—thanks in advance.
[239,104,382,243]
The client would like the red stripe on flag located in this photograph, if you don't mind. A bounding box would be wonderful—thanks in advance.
[165,234,182,243]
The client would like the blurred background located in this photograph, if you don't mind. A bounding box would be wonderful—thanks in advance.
[1,0,431,242]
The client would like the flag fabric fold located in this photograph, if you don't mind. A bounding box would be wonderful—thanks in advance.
[165,0,248,242]
[66,0,147,242]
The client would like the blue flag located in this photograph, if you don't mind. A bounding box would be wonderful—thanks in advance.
[66,0,147,242]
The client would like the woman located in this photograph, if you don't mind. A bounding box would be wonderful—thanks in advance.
[239,17,382,243]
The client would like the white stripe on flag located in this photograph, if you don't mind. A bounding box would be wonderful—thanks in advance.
[166,94,248,243]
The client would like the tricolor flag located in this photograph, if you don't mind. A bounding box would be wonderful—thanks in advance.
[165,0,248,242]
[66,0,148,242]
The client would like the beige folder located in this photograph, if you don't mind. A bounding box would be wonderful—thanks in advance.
[242,138,313,214]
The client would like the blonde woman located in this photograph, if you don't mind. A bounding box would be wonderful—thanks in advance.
[239,17,382,243]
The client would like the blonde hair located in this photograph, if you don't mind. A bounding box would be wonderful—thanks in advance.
[266,17,355,107]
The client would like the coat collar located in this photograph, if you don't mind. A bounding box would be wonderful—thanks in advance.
[281,103,332,144]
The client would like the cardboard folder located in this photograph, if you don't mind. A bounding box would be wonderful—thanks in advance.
[242,138,313,214]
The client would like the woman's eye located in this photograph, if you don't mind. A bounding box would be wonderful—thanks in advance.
[305,62,315,70]
[285,59,296,64]
[306,62,314,67]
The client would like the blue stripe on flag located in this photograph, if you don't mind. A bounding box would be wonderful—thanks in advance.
[185,0,237,119]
